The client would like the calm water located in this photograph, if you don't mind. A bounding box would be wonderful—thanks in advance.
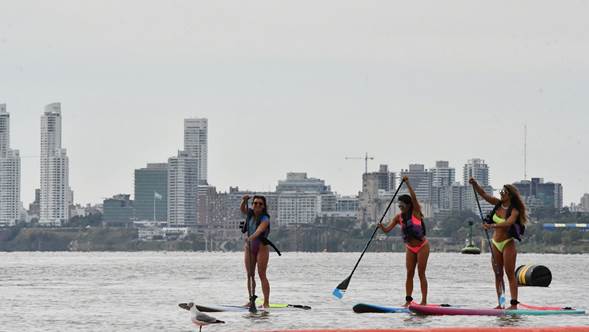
[1,251,588,331]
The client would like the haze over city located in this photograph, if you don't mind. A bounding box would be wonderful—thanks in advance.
[1,1,587,206]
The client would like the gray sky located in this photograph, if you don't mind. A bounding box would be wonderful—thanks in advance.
[1,1,588,206]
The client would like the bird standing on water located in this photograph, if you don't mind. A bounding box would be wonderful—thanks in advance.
[179,302,225,332]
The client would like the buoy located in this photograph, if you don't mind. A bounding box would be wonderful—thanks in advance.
[461,220,481,254]
[516,264,552,287]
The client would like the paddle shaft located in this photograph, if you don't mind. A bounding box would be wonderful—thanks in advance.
[246,238,258,312]
[344,180,405,282]
[472,185,506,306]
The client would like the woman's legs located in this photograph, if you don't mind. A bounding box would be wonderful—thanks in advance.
[503,241,518,309]
[257,245,270,307]
[405,248,418,306]
[416,242,430,305]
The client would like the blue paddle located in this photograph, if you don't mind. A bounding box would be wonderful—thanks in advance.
[332,179,405,299]
[472,185,506,308]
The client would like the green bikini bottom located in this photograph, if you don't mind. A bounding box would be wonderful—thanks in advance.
[491,238,513,253]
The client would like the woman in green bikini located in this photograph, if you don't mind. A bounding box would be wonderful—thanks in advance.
[469,178,528,309]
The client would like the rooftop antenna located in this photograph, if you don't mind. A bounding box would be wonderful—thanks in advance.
[345,152,374,174]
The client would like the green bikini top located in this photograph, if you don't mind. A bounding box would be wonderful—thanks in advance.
[493,213,506,224]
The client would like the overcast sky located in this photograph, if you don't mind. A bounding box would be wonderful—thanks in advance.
[1,1,587,206]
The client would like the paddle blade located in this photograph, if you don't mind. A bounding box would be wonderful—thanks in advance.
[287,304,312,310]
[249,295,258,313]
[332,276,350,299]
[332,288,345,299]
[499,293,506,308]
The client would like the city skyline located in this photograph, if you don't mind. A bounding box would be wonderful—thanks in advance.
[3,105,581,209]
[0,105,586,208]
[0,103,581,225]
[1,1,587,206]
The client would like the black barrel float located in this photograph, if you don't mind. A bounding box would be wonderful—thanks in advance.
[516,264,552,287]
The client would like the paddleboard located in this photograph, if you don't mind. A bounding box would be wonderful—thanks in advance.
[180,303,311,313]
[409,303,585,316]
[353,303,452,314]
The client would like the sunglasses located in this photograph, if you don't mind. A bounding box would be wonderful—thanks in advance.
[253,202,264,206]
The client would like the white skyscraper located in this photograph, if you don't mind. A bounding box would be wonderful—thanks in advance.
[432,161,456,211]
[463,158,490,186]
[167,118,207,226]
[0,104,21,226]
[0,104,9,156]
[167,151,198,226]
[463,158,492,213]
[183,118,208,185]
[40,103,71,226]
[432,161,456,187]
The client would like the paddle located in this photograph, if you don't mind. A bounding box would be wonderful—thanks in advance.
[246,239,258,313]
[472,185,506,308]
[332,179,405,299]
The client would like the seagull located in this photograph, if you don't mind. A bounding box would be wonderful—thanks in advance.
[179,302,225,332]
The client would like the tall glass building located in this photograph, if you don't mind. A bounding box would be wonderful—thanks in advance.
[134,163,168,221]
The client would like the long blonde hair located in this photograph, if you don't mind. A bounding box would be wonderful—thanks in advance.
[504,184,528,225]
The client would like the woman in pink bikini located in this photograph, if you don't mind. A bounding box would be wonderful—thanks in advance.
[379,176,429,306]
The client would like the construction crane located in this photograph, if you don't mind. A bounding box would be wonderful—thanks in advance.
[345,152,374,175]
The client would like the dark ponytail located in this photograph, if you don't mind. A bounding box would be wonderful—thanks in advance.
[398,194,413,221]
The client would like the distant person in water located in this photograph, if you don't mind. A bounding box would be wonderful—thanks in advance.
[240,194,271,308]
[379,176,429,306]
[470,178,528,309]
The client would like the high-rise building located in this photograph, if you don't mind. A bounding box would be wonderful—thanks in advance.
[462,158,493,213]
[183,118,208,185]
[449,182,468,211]
[196,184,216,225]
[165,118,207,227]
[400,164,434,203]
[39,103,71,226]
[433,161,455,187]
[431,161,456,211]
[359,165,403,223]
[513,177,563,210]
[28,189,41,219]
[276,172,331,193]
[580,194,589,212]
[362,165,397,193]
[103,194,134,225]
[0,104,10,156]
[134,163,168,221]
[0,104,21,226]
[275,172,335,225]
[168,151,198,226]
[336,196,359,212]
[463,158,490,186]
[277,191,322,225]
